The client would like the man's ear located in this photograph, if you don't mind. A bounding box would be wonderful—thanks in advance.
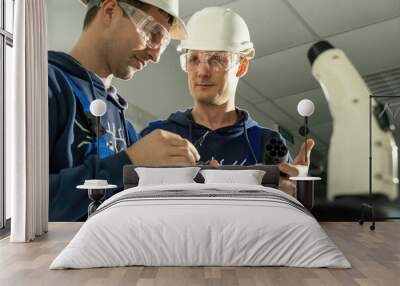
[236,57,249,78]
[100,0,118,26]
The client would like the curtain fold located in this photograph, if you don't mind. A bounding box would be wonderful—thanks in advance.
[9,0,49,242]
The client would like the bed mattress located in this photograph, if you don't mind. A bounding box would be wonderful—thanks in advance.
[50,183,351,269]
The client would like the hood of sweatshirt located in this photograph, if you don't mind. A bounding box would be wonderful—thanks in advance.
[48,51,128,110]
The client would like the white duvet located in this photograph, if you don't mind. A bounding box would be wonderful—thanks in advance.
[50,183,351,269]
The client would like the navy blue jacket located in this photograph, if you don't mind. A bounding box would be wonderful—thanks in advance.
[140,109,291,166]
[48,51,139,222]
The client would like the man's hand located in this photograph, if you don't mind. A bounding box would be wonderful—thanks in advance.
[208,159,220,167]
[125,129,200,166]
[277,139,315,197]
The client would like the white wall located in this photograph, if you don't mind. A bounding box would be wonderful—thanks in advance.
[47,0,85,52]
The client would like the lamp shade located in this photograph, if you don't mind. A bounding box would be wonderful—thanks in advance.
[297,99,315,117]
[90,99,107,117]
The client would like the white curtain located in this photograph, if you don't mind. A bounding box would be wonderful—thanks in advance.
[8,0,49,242]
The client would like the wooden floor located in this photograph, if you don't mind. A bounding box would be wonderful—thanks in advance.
[0,222,399,286]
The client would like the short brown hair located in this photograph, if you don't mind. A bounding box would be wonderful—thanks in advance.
[83,0,174,30]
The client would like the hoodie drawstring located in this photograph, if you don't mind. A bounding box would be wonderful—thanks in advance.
[189,122,193,143]
[243,122,258,164]
[85,71,131,147]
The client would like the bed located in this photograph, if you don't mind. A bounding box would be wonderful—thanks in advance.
[50,165,351,269]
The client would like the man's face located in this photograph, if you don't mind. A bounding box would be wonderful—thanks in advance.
[187,50,240,106]
[104,4,172,80]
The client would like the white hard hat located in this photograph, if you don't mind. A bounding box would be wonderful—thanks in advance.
[80,0,187,40]
[178,7,254,57]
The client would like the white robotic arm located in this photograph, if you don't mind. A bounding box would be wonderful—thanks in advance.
[308,41,398,200]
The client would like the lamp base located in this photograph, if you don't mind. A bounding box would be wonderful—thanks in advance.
[77,180,117,217]
[289,177,321,210]
[359,203,376,231]
[87,189,106,216]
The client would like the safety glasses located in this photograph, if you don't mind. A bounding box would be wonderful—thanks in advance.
[179,51,243,73]
[119,2,171,53]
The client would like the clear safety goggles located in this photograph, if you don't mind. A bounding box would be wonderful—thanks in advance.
[179,51,243,73]
[119,2,171,52]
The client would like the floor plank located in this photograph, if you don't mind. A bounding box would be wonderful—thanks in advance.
[0,222,399,286]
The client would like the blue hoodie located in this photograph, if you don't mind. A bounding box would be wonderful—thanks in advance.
[48,51,139,222]
[140,109,291,166]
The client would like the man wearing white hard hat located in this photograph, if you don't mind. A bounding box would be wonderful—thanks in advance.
[48,0,200,221]
[141,7,315,195]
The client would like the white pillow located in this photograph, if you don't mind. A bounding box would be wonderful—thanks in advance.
[200,169,266,185]
[135,167,201,186]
